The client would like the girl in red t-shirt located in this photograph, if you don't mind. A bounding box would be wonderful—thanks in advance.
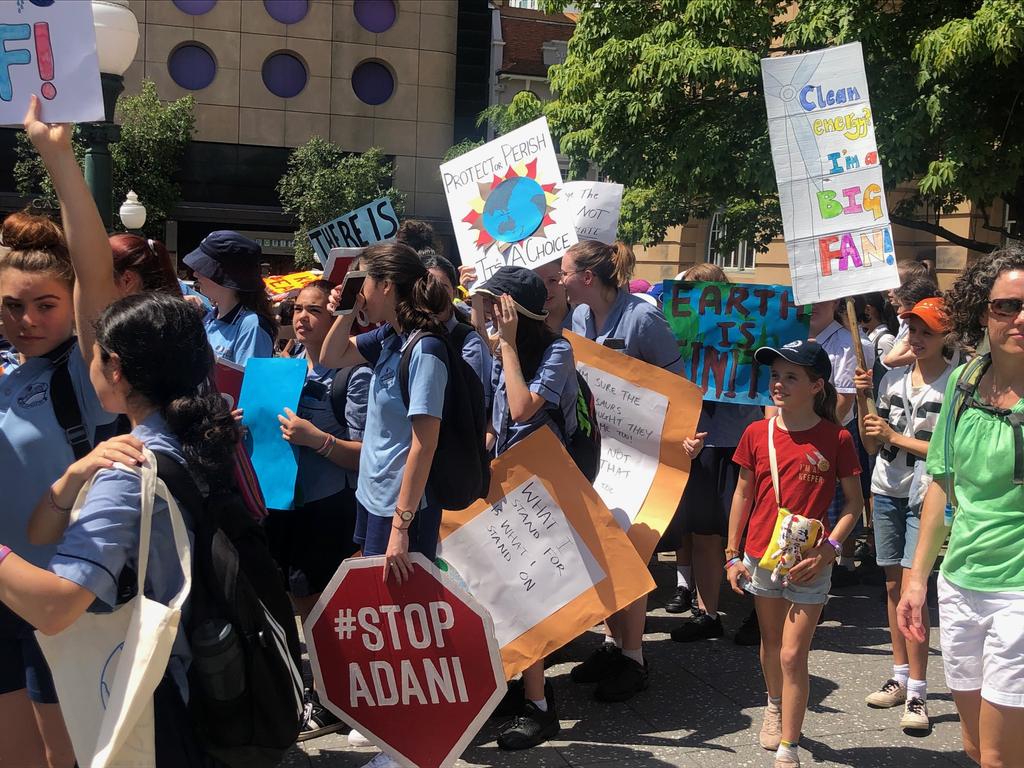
[725,340,863,768]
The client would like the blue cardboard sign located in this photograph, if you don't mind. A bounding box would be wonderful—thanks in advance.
[663,280,811,405]
[307,196,399,265]
[238,357,307,510]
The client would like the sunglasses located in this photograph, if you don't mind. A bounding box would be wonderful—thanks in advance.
[989,298,1024,318]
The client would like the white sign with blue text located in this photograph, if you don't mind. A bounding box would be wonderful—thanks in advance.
[307,196,399,266]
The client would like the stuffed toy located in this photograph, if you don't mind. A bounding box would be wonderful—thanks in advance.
[763,509,825,584]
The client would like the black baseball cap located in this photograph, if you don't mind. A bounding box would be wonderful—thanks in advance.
[754,339,832,380]
[472,266,548,320]
[184,230,263,292]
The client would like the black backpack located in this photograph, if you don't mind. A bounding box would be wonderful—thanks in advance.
[549,371,602,482]
[328,363,370,427]
[154,453,304,768]
[398,329,491,510]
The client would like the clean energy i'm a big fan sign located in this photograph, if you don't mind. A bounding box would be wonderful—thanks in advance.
[761,42,900,304]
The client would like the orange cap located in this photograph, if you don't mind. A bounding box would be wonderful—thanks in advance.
[899,297,951,332]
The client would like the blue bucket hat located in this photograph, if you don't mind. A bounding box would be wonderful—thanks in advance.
[183,231,263,292]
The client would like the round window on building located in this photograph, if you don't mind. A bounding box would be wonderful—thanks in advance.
[168,44,217,90]
[172,0,217,14]
[351,60,394,106]
[354,0,396,33]
[263,0,308,25]
[262,52,308,98]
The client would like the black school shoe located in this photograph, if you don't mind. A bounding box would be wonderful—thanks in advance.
[594,656,649,702]
[570,643,623,684]
[670,612,724,642]
[490,678,554,718]
[664,586,693,614]
[497,700,560,750]
[297,690,344,741]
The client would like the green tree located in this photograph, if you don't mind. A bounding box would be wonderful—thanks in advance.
[442,90,546,162]
[544,0,1024,252]
[14,80,194,236]
[277,138,406,269]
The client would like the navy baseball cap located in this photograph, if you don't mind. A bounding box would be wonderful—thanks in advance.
[472,266,548,320]
[183,230,263,292]
[754,339,832,381]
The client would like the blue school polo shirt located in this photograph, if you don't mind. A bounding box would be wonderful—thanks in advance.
[48,413,193,700]
[354,326,448,517]
[445,314,493,409]
[202,304,273,364]
[572,288,685,374]
[0,343,115,570]
[295,363,370,503]
[491,337,579,456]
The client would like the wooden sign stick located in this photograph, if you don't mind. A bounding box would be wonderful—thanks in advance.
[844,296,877,417]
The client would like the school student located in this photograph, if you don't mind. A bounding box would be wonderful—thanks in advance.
[184,231,277,365]
[266,280,369,741]
[560,239,683,702]
[110,234,181,296]
[854,297,957,733]
[726,341,862,768]
[472,266,579,750]
[1,292,238,766]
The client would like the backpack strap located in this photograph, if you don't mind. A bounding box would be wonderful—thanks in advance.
[328,365,358,426]
[45,338,92,460]
[153,451,205,516]
[398,329,451,409]
[448,321,474,355]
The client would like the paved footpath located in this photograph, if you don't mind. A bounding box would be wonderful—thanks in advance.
[285,556,969,768]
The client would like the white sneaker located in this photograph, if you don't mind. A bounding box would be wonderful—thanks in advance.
[361,754,400,768]
[865,678,906,708]
[900,697,930,731]
[348,727,370,747]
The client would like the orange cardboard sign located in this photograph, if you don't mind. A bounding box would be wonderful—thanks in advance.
[264,270,320,300]
[439,428,654,678]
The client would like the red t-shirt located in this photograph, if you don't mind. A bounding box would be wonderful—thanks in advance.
[733,418,861,559]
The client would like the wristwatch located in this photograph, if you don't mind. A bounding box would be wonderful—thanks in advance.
[394,507,415,527]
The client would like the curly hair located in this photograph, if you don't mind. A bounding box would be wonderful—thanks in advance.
[946,245,1024,349]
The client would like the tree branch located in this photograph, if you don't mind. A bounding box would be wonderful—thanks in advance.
[890,214,997,254]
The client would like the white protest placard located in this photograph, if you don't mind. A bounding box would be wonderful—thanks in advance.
[761,42,900,304]
[579,363,668,531]
[439,476,605,648]
[307,196,399,266]
[0,0,104,125]
[440,117,578,283]
[562,181,623,244]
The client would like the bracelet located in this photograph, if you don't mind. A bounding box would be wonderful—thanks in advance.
[724,557,742,571]
[826,537,843,557]
[0,545,11,566]
[724,548,741,560]
[315,434,332,456]
[49,487,72,515]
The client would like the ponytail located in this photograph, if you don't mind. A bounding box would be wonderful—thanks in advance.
[813,379,839,425]
[163,392,239,484]
[566,239,635,289]
[362,242,447,333]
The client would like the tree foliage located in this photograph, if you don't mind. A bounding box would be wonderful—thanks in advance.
[543,0,1024,252]
[277,138,406,269]
[14,80,194,237]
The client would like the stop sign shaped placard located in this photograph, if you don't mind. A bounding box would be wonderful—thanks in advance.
[306,554,505,768]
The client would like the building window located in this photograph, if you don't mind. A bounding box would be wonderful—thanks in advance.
[168,44,217,91]
[262,52,308,98]
[263,0,308,25]
[706,210,755,271]
[351,61,395,105]
[354,0,396,33]
[173,0,217,14]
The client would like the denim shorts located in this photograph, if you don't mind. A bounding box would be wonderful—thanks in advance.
[0,605,59,703]
[742,553,833,605]
[872,493,919,569]
[354,500,442,560]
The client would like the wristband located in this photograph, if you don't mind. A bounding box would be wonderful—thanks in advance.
[49,487,72,514]
[724,557,742,571]
[724,548,741,560]
[826,538,843,557]
[0,545,11,566]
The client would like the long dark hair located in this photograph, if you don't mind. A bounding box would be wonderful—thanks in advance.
[95,293,239,484]
[946,245,1024,349]
[811,374,839,425]
[109,234,181,295]
[361,242,449,333]
[236,287,279,341]
[513,315,561,382]
[855,291,898,335]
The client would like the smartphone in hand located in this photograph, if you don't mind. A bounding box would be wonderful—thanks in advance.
[332,271,367,316]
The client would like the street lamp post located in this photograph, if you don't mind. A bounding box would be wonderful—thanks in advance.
[84,0,140,229]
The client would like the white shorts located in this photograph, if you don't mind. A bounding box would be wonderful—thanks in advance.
[938,573,1024,708]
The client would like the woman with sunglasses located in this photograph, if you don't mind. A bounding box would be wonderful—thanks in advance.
[898,246,1024,766]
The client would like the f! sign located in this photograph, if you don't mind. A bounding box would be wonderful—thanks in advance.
[664,280,810,406]
[0,0,104,125]
[761,42,900,304]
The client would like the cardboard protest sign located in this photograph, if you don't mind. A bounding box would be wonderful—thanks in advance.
[762,42,900,304]
[238,357,306,510]
[323,247,360,285]
[264,270,320,301]
[306,554,504,768]
[440,117,578,283]
[663,280,811,405]
[439,428,654,678]
[307,196,398,266]
[562,181,623,244]
[0,0,104,125]
[567,331,703,561]
[213,357,244,410]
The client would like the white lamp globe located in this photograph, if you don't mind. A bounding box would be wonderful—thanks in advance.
[119,191,147,230]
[91,1,140,77]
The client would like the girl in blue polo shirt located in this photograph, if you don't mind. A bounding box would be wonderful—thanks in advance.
[0,292,237,766]
[183,231,277,365]
[560,239,684,703]
[0,210,116,768]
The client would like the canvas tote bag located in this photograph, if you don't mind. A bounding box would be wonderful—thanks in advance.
[37,448,191,768]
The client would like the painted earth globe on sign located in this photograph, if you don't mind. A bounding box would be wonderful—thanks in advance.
[482,176,547,243]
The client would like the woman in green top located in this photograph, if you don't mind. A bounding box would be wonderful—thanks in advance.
[898,246,1024,767]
